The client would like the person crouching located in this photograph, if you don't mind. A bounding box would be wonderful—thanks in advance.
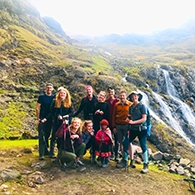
[57,117,86,169]
[95,119,113,168]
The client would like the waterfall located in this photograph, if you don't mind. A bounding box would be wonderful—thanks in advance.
[163,70,195,130]
[160,69,195,145]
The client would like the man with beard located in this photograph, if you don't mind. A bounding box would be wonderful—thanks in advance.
[112,90,132,167]
[36,83,55,160]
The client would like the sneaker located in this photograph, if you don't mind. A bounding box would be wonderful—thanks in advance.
[77,160,85,166]
[114,156,120,162]
[77,166,87,172]
[39,156,45,160]
[102,164,108,168]
[141,163,148,174]
[116,160,128,168]
[130,160,136,169]
[50,154,56,159]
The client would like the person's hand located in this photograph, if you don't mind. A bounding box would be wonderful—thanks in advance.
[58,115,63,120]
[41,118,47,123]
[129,120,134,125]
[70,134,79,139]
[90,131,94,136]
[95,109,100,115]
[125,117,130,123]
[99,111,104,115]
[36,119,39,126]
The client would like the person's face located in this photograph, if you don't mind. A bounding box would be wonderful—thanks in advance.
[86,123,93,133]
[101,124,107,130]
[46,86,53,95]
[86,88,93,96]
[72,119,81,129]
[120,92,127,102]
[108,90,114,98]
[59,90,67,100]
[98,93,105,102]
[131,94,139,102]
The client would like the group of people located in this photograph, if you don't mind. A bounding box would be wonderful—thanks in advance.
[36,83,150,174]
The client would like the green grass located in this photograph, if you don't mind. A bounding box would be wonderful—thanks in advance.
[0,139,37,149]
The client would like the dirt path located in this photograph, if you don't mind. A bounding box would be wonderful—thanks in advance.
[0,152,193,195]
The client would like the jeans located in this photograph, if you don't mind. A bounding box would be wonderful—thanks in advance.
[123,130,148,161]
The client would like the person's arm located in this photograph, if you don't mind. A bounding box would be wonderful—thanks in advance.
[112,104,117,133]
[35,102,41,125]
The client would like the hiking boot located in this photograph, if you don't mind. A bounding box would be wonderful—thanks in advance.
[39,156,45,160]
[102,164,108,168]
[76,160,85,166]
[130,160,136,169]
[116,160,128,168]
[141,163,148,174]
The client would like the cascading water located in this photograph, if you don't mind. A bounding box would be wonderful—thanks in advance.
[160,69,195,145]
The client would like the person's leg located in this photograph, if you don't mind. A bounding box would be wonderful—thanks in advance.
[58,150,76,167]
[43,120,52,155]
[138,130,148,174]
[75,143,86,166]
[38,123,45,160]
[49,127,56,157]
[113,132,119,161]
[116,125,123,159]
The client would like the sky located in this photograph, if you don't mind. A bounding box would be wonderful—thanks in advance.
[28,0,195,37]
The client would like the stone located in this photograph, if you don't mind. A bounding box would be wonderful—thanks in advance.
[0,169,21,182]
[151,151,163,161]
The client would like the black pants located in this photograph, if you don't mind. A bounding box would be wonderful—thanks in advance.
[38,120,52,157]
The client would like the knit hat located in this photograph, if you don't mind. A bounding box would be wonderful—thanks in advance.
[100,119,109,126]
[85,85,92,90]
[128,91,143,102]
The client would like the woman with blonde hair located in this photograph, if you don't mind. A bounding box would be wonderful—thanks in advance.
[57,117,86,168]
[49,87,74,158]
[81,120,95,158]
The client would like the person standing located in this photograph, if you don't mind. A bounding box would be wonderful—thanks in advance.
[112,90,132,166]
[91,91,110,163]
[73,85,98,121]
[49,87,74,158]
[126,91,149,174]
[36,83,54,160]
[105,87,119,161]
[95,119,113,168]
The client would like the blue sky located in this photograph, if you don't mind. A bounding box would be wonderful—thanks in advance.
[28,0,195,36]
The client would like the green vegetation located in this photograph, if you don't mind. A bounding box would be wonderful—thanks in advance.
[0,102,27,139]
[0,139,37,149]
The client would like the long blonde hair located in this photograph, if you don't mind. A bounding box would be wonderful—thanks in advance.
[69,117,82,135]
[82,120,93,133]
[55,88,72,108]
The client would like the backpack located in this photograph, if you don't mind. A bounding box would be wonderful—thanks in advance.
[135,103,152,136]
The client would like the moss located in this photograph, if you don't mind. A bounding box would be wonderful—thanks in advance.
[0,102,27,139]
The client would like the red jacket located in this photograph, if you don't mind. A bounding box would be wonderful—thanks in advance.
[95,128,113,145]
